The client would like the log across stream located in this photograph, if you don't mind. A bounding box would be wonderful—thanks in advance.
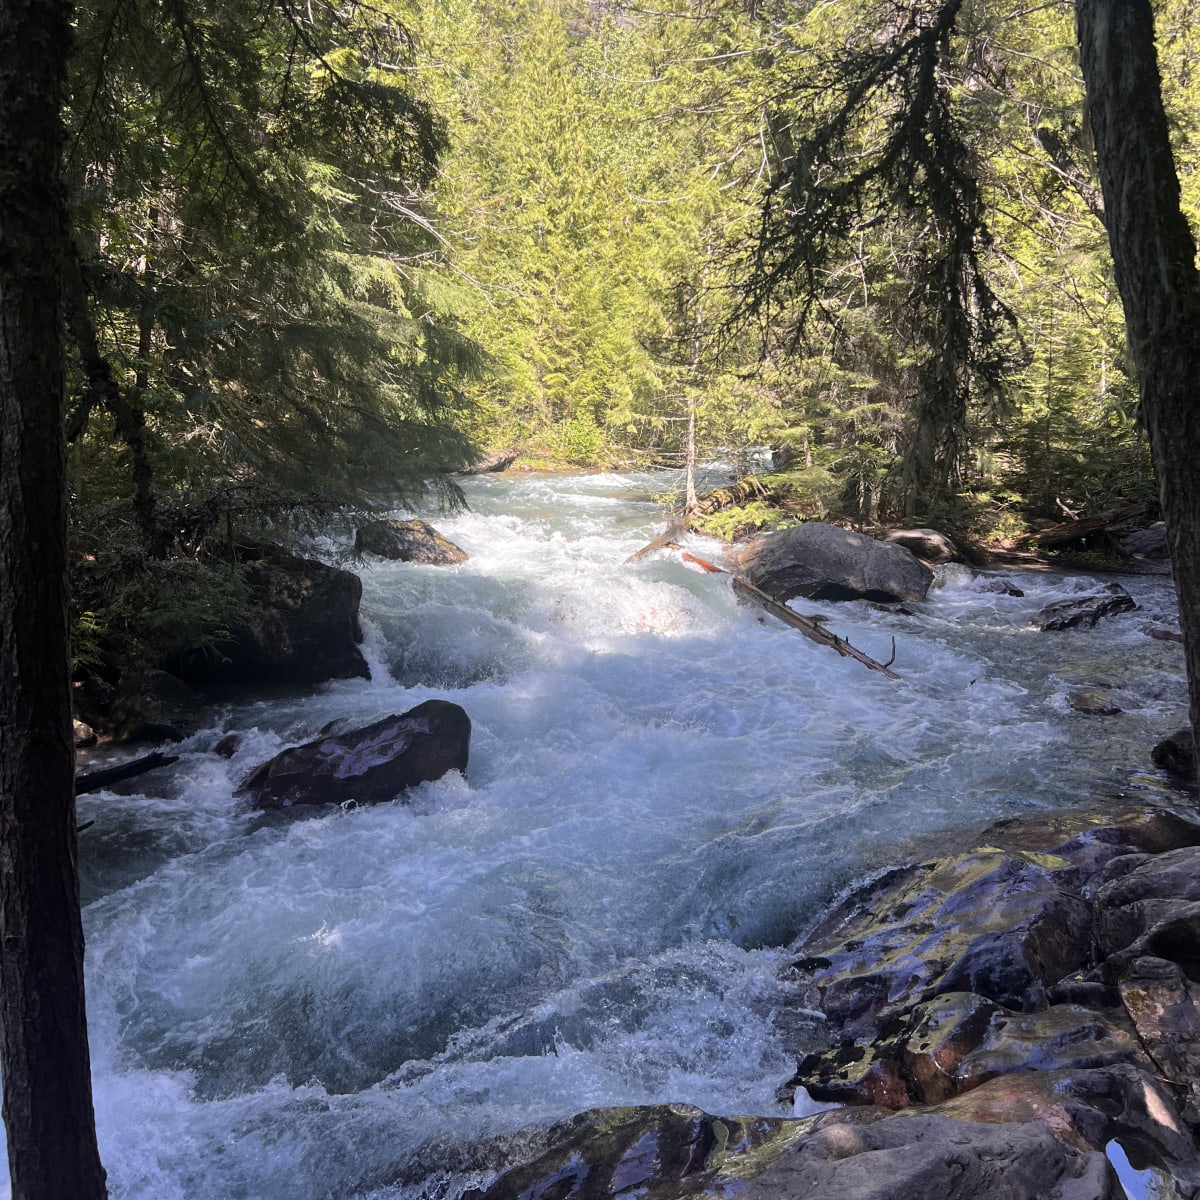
[32,470,1192,1200]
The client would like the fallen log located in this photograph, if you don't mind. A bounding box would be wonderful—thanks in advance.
[675,548,901,679]
[75,751,179,796]
[1032,502,1147,547]
[688,476,775,520]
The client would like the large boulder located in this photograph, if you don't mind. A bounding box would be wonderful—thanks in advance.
[181,546,368,686]
[1120,521,1169,562]
[237,699,470,810]
[735,523,933,604]
[355,518,468,565]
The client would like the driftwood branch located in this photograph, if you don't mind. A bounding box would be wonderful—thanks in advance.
[674,549,902,679]
[625,523,685,564]
[75,752,179,796]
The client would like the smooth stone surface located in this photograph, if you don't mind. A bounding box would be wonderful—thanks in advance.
[355,517,468,564]
[1070,689,1123,716]
[180,546,369,686]
[792,849,1093,1034]
[735,523,933,604]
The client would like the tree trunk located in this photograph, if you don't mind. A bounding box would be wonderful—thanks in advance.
[0,0,108,1196]
[1076,0,1200,776]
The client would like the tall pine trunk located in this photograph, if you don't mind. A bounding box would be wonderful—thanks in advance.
[0,0,108,1195]
[1075,0,1200,777]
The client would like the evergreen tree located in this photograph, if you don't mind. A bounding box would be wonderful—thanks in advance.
[0,0,107,1192]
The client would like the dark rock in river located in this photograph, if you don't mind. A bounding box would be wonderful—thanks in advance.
[1152,727,1195,780]
[1038,583,1136,631]
[885,527,958,564]
[237,699,470,810]
[455,446,519,475]
[181,546,368,687]
[735,523,933,604]
[355,518,468,564]
[974,576,1025,597]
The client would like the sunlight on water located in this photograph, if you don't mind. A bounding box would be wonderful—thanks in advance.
[6,471,1186,1199]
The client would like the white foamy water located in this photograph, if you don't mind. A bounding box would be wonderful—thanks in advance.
[10,472,1190,1198]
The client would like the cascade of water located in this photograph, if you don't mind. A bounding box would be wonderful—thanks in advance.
[10,472,1185,1199]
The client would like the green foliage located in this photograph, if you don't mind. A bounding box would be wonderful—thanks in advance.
[68,0,481,518]
[71,516,250,675]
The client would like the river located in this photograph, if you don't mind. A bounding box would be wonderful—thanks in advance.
[13,471,1191,1198]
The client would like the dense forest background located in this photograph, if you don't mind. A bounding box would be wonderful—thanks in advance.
[65,0,1191,672]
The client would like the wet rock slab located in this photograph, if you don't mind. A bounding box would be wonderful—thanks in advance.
[465,1103,1124,1200]
[411,807,1200,1200]
[1038,583,1136,631]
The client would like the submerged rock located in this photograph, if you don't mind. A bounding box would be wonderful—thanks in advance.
[735,523,933,604]
[237,699,470,810]
[1038,583,1136,631]
[1069,688,1123,716]
[974,576,1026,597]
[355,518,468,564]
[110,669,206,743]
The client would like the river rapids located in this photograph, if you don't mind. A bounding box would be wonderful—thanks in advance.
[6,471,1190,1198]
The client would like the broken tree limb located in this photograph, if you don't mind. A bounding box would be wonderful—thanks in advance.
[625,522,685,564]
[676,548,901,679]
[75,751,179,796]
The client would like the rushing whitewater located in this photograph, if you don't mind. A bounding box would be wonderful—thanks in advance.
[18,472,1190,1198]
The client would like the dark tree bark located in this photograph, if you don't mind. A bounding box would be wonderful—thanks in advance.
[0,0,108,1196]
[1075,0,1200,775]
